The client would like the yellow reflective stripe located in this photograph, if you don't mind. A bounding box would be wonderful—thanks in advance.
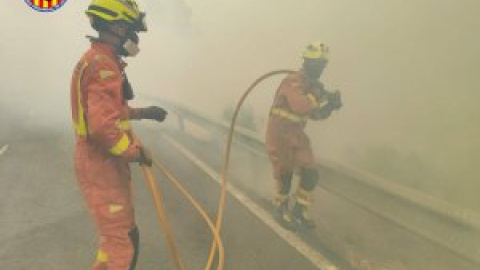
[108,204,124,214]
[295,187,311,206]
[109,134,130,156]
[116,120,130,131]
[271,108,308,123]
[99,69,116,80]
[274,194,289,205]
[74,62,89,136]
[306,93,319,107]
[96,249,109,263]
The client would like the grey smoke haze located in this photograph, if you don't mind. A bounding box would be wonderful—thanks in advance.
[1,1,479,211]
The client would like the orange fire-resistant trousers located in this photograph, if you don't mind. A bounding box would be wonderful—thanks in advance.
[265,117,316,193]
[75,140,137,270]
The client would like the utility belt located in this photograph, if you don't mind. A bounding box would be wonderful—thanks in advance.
[270,107,308,123]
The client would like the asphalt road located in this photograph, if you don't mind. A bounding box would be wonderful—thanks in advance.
[0,123,323,269]
[2,118,477,270]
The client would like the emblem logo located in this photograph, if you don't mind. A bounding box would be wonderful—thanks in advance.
[25,0,68,12]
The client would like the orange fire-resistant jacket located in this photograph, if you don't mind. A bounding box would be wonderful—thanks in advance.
[70,41,141,270]
[266,70,326,184]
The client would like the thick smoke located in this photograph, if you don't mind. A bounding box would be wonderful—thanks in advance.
[2,0,479,212]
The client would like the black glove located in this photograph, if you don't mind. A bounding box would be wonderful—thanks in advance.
[310,102,335,120]
[325,90,342,110]
[141,106,167,122]
[137,146,153,167]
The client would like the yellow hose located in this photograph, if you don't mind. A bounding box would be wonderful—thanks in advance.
[205,70,295,269]
[141,165,186,270]
[139,69,294,270]
[152,158,225,270]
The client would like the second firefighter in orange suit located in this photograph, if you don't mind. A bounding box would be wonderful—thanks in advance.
[71,1,167,269]
[266,42,342,230]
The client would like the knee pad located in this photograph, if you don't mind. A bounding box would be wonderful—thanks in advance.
[279,171,293,195]
[300,168,319,191]
[128,226,140,270]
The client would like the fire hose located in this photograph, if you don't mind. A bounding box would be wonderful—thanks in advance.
[140,70,294,270]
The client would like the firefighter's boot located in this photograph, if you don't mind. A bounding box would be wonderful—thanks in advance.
[291,200,316,229]
[292,168,319,229]
[273,171,295,230]
[273,195,296,231]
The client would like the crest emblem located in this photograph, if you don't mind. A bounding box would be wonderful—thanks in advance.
[25,0,68,12]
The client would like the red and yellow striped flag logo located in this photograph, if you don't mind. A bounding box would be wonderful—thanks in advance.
[25,0,68,12]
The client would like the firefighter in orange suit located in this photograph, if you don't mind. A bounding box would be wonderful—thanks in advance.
[70,1,167,269]
[266,42,342,230]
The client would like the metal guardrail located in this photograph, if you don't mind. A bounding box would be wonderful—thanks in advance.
[148,97,480,267]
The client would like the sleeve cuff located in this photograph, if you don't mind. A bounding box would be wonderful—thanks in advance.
[306,93,319,107]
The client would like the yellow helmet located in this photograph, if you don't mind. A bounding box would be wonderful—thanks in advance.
[86,0,147,31]
[303,41,329,60]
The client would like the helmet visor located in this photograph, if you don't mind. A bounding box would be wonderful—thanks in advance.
[133,12,147,32]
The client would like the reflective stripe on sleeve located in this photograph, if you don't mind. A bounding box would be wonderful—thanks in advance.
[109,133,130,156]
[116,119,131,131]
[96,249,109,263]
[271,108,308,123]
